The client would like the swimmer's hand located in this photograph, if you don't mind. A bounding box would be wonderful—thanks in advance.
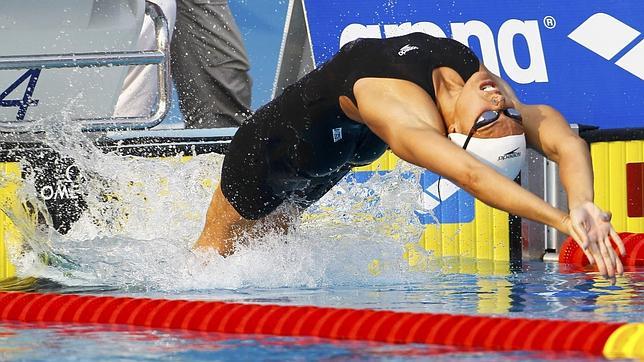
[563,202,626,279]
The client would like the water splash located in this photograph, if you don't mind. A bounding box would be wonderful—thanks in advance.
[5,119,436,291]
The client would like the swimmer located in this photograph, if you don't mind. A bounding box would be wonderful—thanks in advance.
[195,33,625,278]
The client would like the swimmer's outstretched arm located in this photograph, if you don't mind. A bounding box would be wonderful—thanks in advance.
[488,69,625,277]
[519,103,625,276]
[353,77,623,278]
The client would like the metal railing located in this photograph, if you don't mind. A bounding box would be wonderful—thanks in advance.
[0,1,171,133]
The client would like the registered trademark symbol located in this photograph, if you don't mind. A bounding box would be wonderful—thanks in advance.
[543,16,557,29]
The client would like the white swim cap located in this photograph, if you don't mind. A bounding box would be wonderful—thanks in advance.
[448,133,526,180]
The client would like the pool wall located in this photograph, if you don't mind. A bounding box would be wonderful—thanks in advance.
[589,136,644,233]
[0,162,21,279]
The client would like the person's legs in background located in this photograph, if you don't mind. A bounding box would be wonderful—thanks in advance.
[172,0,252,128]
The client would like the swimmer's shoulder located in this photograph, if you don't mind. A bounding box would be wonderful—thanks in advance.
[404,33,480,67]
[403,32,472,51]
[341,32,466,51]
[336,32,479,65]
[338,36,377,54]
[337,33,432,57]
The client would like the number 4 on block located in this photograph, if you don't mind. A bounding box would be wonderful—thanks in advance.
[0,69,41,121]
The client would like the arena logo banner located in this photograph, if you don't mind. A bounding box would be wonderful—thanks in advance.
[302,0,643,129]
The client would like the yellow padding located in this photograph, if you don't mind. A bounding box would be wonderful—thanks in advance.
[352,151,399,172]
[0,162,22,280]
[603,323,644,359]
[591,140,644,233]
[419,199,509,261]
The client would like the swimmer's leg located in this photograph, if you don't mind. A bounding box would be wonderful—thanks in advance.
[194,186,257,256]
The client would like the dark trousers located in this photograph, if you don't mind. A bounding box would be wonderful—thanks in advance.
[171,0,252,128]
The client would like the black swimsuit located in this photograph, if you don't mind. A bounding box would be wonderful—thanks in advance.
[221,33,480,219]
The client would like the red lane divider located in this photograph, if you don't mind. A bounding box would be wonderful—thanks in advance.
[0,292,624,356]
[559,232,644,271]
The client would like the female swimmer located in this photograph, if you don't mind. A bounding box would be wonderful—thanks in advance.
[195,32,625,278]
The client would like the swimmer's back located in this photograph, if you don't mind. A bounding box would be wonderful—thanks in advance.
[306,32,481,103]
[220,33,480,220]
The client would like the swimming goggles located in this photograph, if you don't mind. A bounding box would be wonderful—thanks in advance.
[462,108,522,149]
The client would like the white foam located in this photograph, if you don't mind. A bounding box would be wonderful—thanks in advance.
[8,121,438,291]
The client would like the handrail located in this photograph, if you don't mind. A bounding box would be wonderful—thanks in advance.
[0,1,172,133]
[0,127,237,161]
[0,51,165,71]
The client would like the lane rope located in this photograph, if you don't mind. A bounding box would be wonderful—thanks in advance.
[0,291,641,358]
[559,232,644,271]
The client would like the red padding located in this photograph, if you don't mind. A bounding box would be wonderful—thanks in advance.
[0,292,623,356]
[559,232,644,270]
[626,163,644,217]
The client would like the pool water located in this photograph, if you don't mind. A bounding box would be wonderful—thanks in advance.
[105,260,642,323]
[0,321,623,361]
[0,261,641,361]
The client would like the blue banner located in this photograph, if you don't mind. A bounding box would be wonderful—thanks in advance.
[303,0,643,129]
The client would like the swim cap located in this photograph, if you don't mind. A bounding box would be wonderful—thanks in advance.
[448,133,526,180]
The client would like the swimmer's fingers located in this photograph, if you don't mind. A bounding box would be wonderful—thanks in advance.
[571,218,592,252]
[603,232,624,276]
[598,235,618,279]
[588,242,607,278]
[568,223,595,265]
[572,219,590,250]
[582,245,596,266]
[611,242,624,276]
[609,228,626,256]
[604,236,622,283]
